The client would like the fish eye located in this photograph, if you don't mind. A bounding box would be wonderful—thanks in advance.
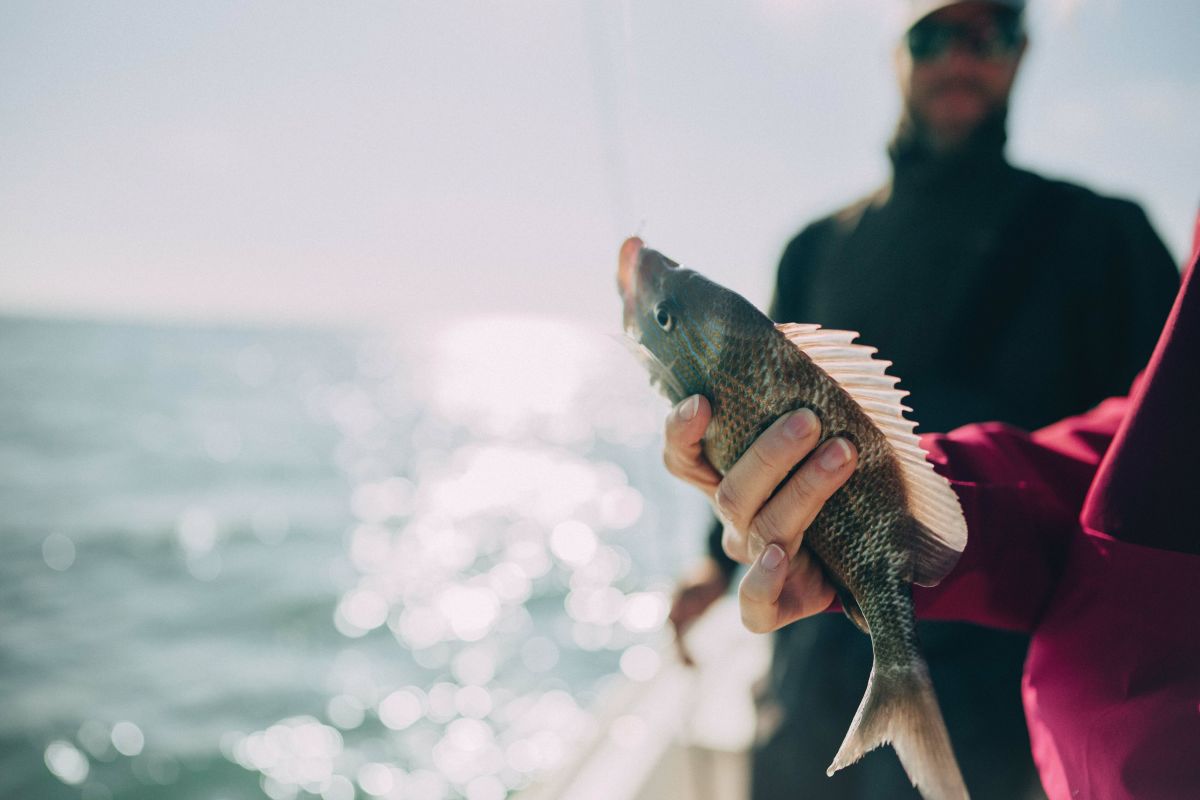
[653,304,673,331]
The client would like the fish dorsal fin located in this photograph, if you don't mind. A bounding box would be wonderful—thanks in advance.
[775,323,967,584]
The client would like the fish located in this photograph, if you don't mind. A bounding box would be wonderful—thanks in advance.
[616,236,970,800]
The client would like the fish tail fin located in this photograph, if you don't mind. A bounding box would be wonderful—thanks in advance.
[827,658,969,800]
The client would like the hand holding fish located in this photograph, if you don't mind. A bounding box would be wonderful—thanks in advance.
[663,395,857,633]
[620,238,970,798]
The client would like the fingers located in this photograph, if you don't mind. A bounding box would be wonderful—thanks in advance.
[739,545,835,634]
[714,409,821,535]
[662,400,853,637]
[663,395,720,492]
[738,544,788,632]
[719,428,858,564]
[747,437,856,559]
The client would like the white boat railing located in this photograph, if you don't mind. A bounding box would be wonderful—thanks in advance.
[517,597,770,800]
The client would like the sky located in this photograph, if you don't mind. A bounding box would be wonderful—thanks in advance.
[2,0,1198,335]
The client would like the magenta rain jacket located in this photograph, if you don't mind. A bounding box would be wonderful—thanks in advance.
[912,216,1200,799]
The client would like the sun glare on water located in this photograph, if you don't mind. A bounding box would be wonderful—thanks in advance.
[426,315,658,445]
[217,314,689,799]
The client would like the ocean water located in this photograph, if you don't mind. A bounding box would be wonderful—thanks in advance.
[0,315,709,800]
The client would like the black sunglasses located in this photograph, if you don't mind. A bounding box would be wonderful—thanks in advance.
[906,12,1024,62]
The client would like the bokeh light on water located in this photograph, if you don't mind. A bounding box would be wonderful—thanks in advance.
[266,314,690,798]
[0,314,708,799]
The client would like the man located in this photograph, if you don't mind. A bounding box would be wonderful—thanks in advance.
[667,1,1180,797]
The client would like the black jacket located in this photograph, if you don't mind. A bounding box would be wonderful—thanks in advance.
[771,150,1177,434]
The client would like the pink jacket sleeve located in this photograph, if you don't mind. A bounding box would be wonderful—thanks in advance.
[911,395,1131,631]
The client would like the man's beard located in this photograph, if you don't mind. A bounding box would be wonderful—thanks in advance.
[898,93,1009,157]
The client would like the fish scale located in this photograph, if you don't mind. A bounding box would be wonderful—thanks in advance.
[617,237,971,800]
[708,326,915,658]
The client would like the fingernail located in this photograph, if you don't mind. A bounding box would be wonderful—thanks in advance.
[680,396,699,421]
[785,409,817,439]
[762,544,785,571]
[819,438,852,471]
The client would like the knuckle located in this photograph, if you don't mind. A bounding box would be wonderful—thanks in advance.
[788,463,834,507]
[748,508,787,551]
[713,481,742,523]
[720,524,735,553]
[720,524,748,563]
[747,438,780,474]
[662,447,690,478]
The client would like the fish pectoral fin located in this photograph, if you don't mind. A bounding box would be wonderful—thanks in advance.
[903,518,965,587]
[836,587,871,635]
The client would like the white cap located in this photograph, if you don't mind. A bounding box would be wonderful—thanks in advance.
[904,0,1026,32]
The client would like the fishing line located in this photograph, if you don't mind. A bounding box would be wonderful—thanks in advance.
[581,0,643,241]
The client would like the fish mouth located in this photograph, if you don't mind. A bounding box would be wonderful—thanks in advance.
[616,236,678,337]
[615,237,689,402]
[617,236,644,337]
[617,236,643,301]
